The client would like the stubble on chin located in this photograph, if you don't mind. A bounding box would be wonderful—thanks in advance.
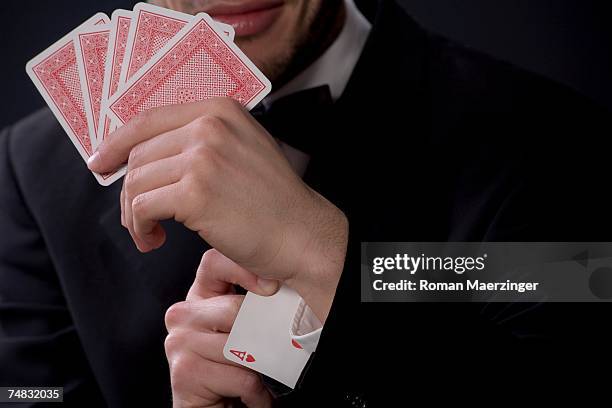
[265,0,345,88]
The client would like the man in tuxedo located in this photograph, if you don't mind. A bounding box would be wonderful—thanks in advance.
[2,0,611,406]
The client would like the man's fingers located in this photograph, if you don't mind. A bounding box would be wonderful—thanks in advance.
[169,354,272,408]
[165,296,244,333]
[164,330,242,368]
[165,296,273,407]
[201,361,272,408]
[122,179,152,252]
[124,155,185,209]
[88,104,202,172]
[122,155,185,251]
[129,182,185,251]
[125,126,188,172]
[88,98,245,173]
[120,186,126,227]
[187,249,280,300]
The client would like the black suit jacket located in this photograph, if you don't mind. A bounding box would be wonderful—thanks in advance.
[2,0,611,406]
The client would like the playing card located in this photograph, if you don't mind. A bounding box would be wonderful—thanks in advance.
[224,286,313,389]
[106,12,271,126]
[25,13,115,185]
[97,7,234,147]
[97,9,133,148]
[216,22,236,42]
[118,3,234,88]
[74,17,111,149]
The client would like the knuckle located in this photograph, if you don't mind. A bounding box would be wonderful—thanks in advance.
[128,144,144,165]
[198,249,221,275]
[190,144,211,163]
[124,167,141,193]
[169,354,195,385]
[191,116,226,147]
[189,116,205,137]
[163,333,181,357]
[131,193,150,217]
[215,96,241,110]
[165,301,190,329]
[173,181,200,226]
[190,116,208,134]
[203,97,243,119]
[193,114,223,132]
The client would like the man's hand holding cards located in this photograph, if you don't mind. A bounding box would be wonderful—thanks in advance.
[25,1,348,403]
[87,94,348,390]
[26,2,268,185]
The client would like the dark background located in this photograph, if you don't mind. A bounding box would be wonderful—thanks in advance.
[1,0,611,129]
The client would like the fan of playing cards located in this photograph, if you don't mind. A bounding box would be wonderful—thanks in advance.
[26,2,271,186]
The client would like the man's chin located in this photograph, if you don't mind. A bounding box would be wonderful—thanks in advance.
[235,42,295,86]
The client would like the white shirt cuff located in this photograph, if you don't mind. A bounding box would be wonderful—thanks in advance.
[290,298,323,354]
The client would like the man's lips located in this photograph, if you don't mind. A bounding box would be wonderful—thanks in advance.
[208,2,284,37]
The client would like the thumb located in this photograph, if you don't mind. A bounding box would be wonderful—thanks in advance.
[187,248,280,300]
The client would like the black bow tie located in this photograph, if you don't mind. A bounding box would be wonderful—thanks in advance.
[250,85,334,155]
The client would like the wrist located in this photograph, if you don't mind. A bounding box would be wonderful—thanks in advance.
[286,192,348,323]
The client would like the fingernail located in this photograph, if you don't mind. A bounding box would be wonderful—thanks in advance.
[257,278,279,295]
[87,151,100,170]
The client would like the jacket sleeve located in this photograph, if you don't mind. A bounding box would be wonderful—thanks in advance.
[0,126,103,405]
